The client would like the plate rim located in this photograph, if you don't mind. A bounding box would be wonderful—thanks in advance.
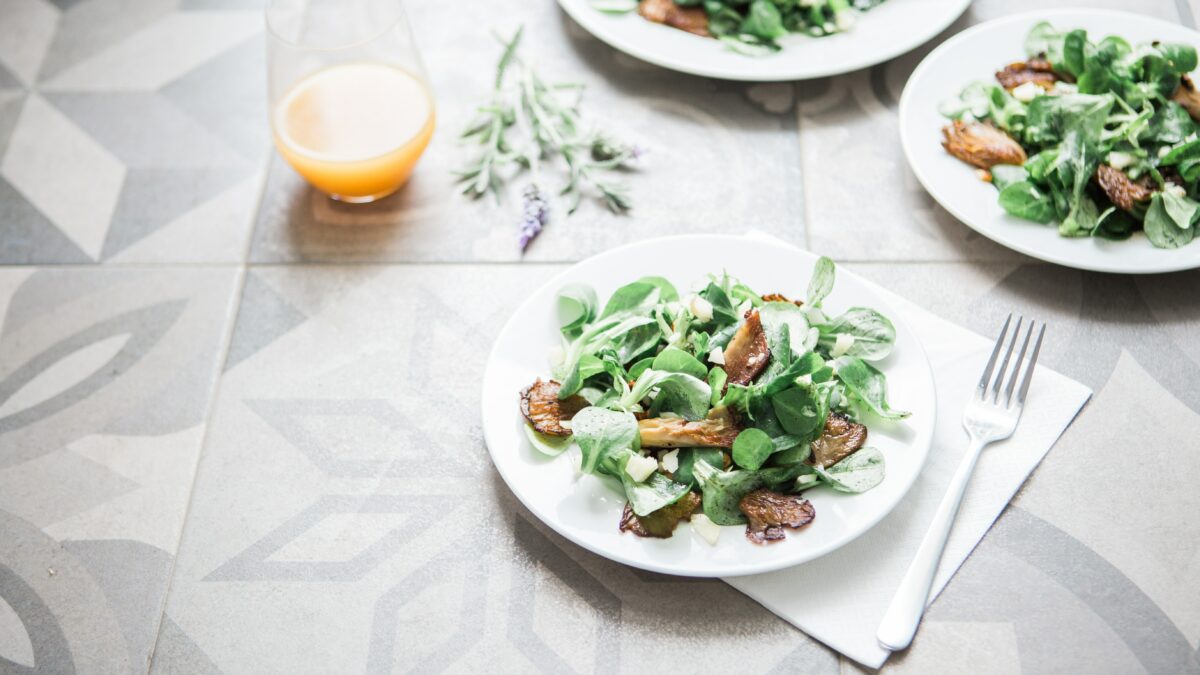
[899,8,1200,274]
[480,234,938,577]
[555,0,973,81]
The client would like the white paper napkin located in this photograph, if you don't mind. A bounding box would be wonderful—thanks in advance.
[724,240,1092,668]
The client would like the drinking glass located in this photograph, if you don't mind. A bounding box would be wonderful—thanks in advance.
[266,0,435,203]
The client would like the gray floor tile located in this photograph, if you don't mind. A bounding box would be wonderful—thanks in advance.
[0,266,240,673]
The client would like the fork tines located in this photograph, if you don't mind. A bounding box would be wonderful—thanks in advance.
[976,314,1045,407]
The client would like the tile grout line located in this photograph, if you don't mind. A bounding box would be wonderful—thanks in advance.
[142,146,271,673]
[794,83,814,252]
[141,263,247,675]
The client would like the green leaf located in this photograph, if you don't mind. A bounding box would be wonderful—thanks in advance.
[572,407,639,476]
[693,460,763,526]
[652,346,708,380]
[989,164,1028,191]
[835,356,910,420]
[813,447,885,493]
[674,448,724,487]
[522,424,574,457]
[556,283,598,336]
[1162,190,1200,230]
[1144,193,1197,249]
[1159,43,1198,74]
[732,428,775,471]
[700,282,739,325]
[739,0,788,40]
[637,276,679,303]
[621,470,691,517]
[1061,29,1088,78]
[622,369,712,420]
[817,307,896,360]
[599,281,660,320]
[998,181,1056,224]
[759,301,813,363]
[806,256,836,307]
[770,381,829,440]
[707,367,727,406]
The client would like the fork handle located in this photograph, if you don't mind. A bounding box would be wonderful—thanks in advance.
[877,436,987,652]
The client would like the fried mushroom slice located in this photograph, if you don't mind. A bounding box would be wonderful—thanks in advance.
[519,379,588,437]
[639,406,740,448]
[810,412,867,468]
[1095,164,1154,211]
[995,59,1060,90]
[638,0,710,37]
[723,310,770,387]
[761,293,803,306]
[1172,74,1200,121]
[941,120,1028,169]
[619,492,702,538]
[739,490,815,544]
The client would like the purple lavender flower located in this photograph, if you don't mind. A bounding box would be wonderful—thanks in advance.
[518,184,550,252]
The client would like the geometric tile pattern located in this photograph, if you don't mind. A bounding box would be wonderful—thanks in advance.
[0,1,266,264]
[1,0,1199,673]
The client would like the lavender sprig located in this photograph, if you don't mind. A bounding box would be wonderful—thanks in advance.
[455,27,641,251]
[518,184,549,251]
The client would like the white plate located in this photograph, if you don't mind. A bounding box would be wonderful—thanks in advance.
[557,0,971,81]
[481,235,936,577]
[900,9,1200,274]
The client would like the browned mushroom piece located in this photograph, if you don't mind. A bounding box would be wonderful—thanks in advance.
[1172,74,1200,121]
[519,379,588,437]
[942,120,1028,169]
[995,59,1060,90]
[1095,164,1155,211]
[638,0,710,37]
[619,492,702,538]
[739,490,815,544]
[638,406,740,448]
[761,293,803,306]
[722,310,770,387]
[810,412,868,468]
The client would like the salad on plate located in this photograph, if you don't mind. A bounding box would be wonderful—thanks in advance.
[518,257,908,545]
[597,0,885,54]
[939,22,1200,248]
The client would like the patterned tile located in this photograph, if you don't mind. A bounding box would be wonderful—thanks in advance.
[156,265,837,673]
[246,0,805,263]
[0,266,239,673]
[0,2,268,264]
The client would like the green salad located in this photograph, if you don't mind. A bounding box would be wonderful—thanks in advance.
[596,0,885,55]
[940,22,1200,248]
[518,258,908,544]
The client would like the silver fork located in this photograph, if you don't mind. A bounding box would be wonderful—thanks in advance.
[877,314,1045,652]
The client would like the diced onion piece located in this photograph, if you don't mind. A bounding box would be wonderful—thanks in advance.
[831,333,855,358]
[795,473,819,489]
[1011,81,1041,103]
[1107,151,1135,170]
[687,295,714,323]
[660,448,680,473]
[691,514,721,545]
[834,9,855,32]
[559,419,573,430]
[796,374,813,386]
[625,453,658,482]
[708,346,726,365]
[1166,183,1187,199]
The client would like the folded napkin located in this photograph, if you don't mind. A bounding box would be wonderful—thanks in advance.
[725,237,1092,668]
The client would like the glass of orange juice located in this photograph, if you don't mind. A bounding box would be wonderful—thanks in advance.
[266,0,435,203]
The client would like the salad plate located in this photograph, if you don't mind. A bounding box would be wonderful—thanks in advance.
[481,235,936,577]
[556,0,971,81]
[900,9,1200,273]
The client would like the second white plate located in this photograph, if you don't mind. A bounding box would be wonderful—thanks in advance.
[900,9,1200,274]
[557,0,971,81]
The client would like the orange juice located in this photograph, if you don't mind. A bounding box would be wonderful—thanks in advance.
[273,62,435,202]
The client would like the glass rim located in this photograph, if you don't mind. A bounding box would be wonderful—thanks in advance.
[265,0,406,51]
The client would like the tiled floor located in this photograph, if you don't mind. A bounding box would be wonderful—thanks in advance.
[2,0,1200,673]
